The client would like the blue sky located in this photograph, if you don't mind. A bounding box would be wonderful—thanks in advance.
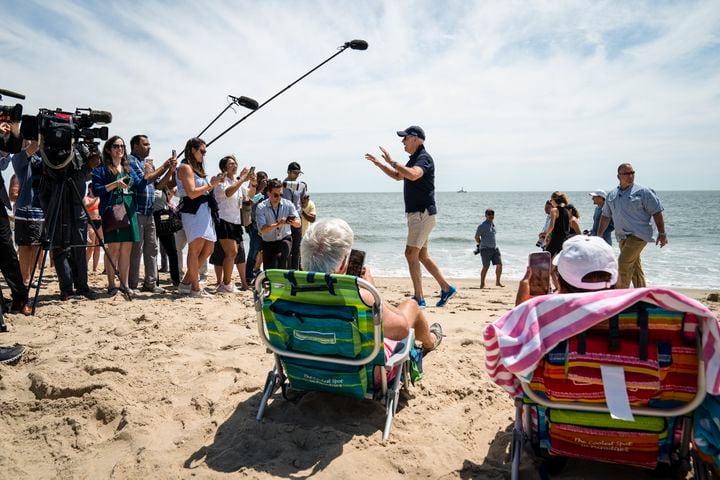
[1,0,719,192]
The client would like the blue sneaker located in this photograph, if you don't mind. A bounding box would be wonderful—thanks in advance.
[413,296,427,309]
[436,286,457,307]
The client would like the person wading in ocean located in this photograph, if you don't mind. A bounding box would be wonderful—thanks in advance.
[364,125,456,308]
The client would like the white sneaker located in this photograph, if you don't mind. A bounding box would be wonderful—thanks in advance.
[216,283,237,294]
[177,282,192,295]
[190,288,213,298]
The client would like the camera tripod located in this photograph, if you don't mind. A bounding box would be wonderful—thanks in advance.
[0,282,7,332]
[29,173,125,315]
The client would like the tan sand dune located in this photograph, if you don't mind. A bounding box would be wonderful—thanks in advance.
[1,272,717,479]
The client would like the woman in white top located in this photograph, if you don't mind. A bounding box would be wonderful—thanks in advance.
[212,155,252,292]
[176,137,223,297]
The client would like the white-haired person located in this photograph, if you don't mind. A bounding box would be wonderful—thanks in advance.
[515,235,618,306]
[301,218,443,354]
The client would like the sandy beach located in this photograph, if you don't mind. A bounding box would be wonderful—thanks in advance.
[1,271,718,479]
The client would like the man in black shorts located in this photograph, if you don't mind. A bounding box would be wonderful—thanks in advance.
[475,209,504,289]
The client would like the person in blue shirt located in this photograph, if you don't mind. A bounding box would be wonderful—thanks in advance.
[588,189,613,245]
[365,125,456,309]
[475,209,504,289]
[597,163,667,288]
[256,178,300,270]
[127,135,175,294]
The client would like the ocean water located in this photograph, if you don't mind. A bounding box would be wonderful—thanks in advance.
[310,191,720,290]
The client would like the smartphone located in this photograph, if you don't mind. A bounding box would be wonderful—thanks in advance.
[285,215,296,222]
[346,249,366,277]
[248,166,256,176]
[172,149,176,157]
[528,251,552,296]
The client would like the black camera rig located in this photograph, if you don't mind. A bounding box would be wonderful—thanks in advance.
[20,107,112,170]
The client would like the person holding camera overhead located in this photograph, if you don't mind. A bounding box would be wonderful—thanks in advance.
[176,138,224,297]
[91,136,142,298]
[282,162,308,269]
[211,155,253,293]
[256,178,300,270]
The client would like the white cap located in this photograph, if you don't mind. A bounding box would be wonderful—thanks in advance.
[588,190,606,199]
[553,236,618,290]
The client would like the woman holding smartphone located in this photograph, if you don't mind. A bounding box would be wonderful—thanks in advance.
[91,136,142,297]
[211,155,253,292]
[176,138,224,297]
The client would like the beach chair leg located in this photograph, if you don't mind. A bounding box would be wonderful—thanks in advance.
[511,398,524,480]
[256,367,280,421]
[382,371,403,441]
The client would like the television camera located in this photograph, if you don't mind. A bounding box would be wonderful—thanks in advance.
[20,108,112,171]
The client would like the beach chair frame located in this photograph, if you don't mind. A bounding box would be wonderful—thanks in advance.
[509,312,708,480]
[253,269,414,440]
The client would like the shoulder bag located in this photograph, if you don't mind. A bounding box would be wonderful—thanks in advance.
[154,190,183,236]
[102,189,131,233]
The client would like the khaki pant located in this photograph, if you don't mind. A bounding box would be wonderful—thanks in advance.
[618,236,647,288]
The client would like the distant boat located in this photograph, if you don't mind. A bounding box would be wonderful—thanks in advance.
[457,187,468,193]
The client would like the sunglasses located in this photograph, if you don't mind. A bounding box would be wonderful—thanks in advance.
[619,171,635,176]
[111,144,125,150]
[197,148,207,155]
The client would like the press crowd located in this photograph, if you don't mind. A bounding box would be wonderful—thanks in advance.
[0,130,316,309]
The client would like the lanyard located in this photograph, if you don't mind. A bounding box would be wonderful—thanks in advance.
[270,202,281,222]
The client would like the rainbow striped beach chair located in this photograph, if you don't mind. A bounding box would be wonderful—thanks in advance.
[484,288,720,479]
[254,269,416,440]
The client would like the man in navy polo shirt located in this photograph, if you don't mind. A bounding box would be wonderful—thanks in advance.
[365,125,456,308]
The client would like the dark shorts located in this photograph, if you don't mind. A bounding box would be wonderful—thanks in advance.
[480,247,502,267]
[14,207,44,246]
[90,219,103,230]
[209,238,246,266]
[215,219,244,241]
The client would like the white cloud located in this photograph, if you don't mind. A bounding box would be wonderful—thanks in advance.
[2,0,719,192]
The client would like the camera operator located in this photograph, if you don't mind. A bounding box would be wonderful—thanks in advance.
[0,122,31,315]
[38,137,101,301]
[11,139,44,288]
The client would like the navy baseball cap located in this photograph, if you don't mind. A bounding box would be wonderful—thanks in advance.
[396,125,425,140]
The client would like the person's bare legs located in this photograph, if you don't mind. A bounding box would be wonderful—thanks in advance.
[117,242,133,290]
[105,243,120,289]
[404,245,424,300]
[394,299,437,348]
[480,265,489,289]
[18,245,40,286]
[235,262,249,289]
[418,246,450,292]
[220,238,237,287]
[213,264,223,287]
[198,240,214,286]
[495,264,504,287]
[183,238,206,291]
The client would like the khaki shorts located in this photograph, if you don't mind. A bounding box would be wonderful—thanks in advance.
[406,210,436,248]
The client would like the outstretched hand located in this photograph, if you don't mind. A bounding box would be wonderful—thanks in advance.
[364,152,380,165]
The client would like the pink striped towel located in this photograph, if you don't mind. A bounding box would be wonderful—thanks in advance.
[483,288,720,398]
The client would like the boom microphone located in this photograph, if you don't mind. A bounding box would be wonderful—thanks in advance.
[346,39,368,50]
[0,88,26,100]
[230,95,259,110]
[87,110,112,124]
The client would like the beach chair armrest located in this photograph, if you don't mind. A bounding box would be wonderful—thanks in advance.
[385,329,415,369]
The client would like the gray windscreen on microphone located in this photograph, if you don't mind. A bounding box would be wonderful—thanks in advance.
[237,96,259,110]
[347,39,369,50]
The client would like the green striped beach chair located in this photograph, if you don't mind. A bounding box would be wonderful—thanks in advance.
[254,269,415,440]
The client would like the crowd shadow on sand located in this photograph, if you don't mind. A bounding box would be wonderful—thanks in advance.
[185,389,402,478]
